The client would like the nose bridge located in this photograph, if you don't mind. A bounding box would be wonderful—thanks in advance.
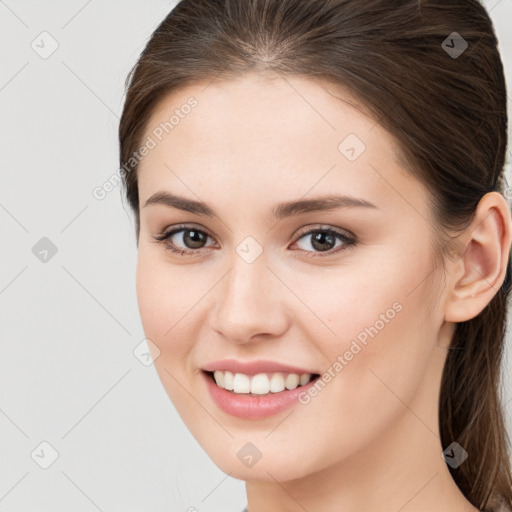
[211,247,287,342]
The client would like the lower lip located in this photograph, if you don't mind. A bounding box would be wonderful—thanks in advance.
[202,371,320,420]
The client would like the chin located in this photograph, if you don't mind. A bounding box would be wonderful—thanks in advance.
[192,432,320,482]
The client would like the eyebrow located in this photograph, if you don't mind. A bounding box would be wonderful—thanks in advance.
[143,191,378,220]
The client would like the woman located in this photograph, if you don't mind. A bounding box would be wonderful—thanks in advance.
[119,0,512,510]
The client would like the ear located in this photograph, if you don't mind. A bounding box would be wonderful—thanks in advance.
[444,192,512,323]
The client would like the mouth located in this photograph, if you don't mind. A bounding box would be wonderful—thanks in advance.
[203,369,321,396]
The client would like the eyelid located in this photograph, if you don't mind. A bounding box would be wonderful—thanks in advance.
[293,223,356,241]
[154,223,354,240]
[153,223,215,242]
[152,223,357,258]
[289,225,357,258]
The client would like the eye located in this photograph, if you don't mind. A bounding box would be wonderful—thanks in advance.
[152,224,357,258]
[290,226,356,258]
[152,224,217,256]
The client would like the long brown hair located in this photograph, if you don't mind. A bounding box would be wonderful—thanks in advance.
[118,1,512,509]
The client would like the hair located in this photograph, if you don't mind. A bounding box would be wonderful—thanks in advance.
[118,0,512,510]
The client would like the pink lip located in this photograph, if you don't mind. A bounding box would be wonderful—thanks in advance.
[202,358,317,376]
[201,370,320,420]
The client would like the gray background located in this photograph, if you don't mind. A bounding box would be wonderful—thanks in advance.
[1,1,511,511]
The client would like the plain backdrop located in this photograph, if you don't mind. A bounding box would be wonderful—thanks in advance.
[1,1,511,511]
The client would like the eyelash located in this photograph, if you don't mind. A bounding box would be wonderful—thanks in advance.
[152,223,357,259]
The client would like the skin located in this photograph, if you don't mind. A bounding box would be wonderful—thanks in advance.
[134,72,511,512]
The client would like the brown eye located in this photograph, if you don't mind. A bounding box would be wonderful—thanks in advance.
[307,231,337,251]
[152,225,216,256]
[291,227,357,258]
[176,228,208,249]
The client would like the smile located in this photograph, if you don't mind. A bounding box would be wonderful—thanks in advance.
[210,370,318,395]
[202,370,322,419]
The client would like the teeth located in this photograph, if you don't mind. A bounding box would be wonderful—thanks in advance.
[223,371,234,390]
[211,370,315,394]
[213,370,224,388]
[233,373,251,393]
[299,373,310,386]
[285,373,299,390]
[270,373,285,393]
[251,373,270,394]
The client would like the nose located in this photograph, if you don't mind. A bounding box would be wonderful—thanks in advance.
[209,253,290,345]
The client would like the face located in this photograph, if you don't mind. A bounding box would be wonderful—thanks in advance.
[135,73,450,481]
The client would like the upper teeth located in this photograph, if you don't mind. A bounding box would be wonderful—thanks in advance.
[213,370,314,394]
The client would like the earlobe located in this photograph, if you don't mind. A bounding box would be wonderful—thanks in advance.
[444,192,512,323]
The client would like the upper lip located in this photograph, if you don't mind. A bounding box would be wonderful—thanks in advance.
[202,359,319,376]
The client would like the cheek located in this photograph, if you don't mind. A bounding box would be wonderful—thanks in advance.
[308,244,438,383]
[136,245,203,332]
[279,271,439,471]
[136,252,203,417]
[314,263,438,421]
[135,250,196,369]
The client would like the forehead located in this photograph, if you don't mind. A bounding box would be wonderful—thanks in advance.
[141,73,382,156]
[136,73,426,220]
